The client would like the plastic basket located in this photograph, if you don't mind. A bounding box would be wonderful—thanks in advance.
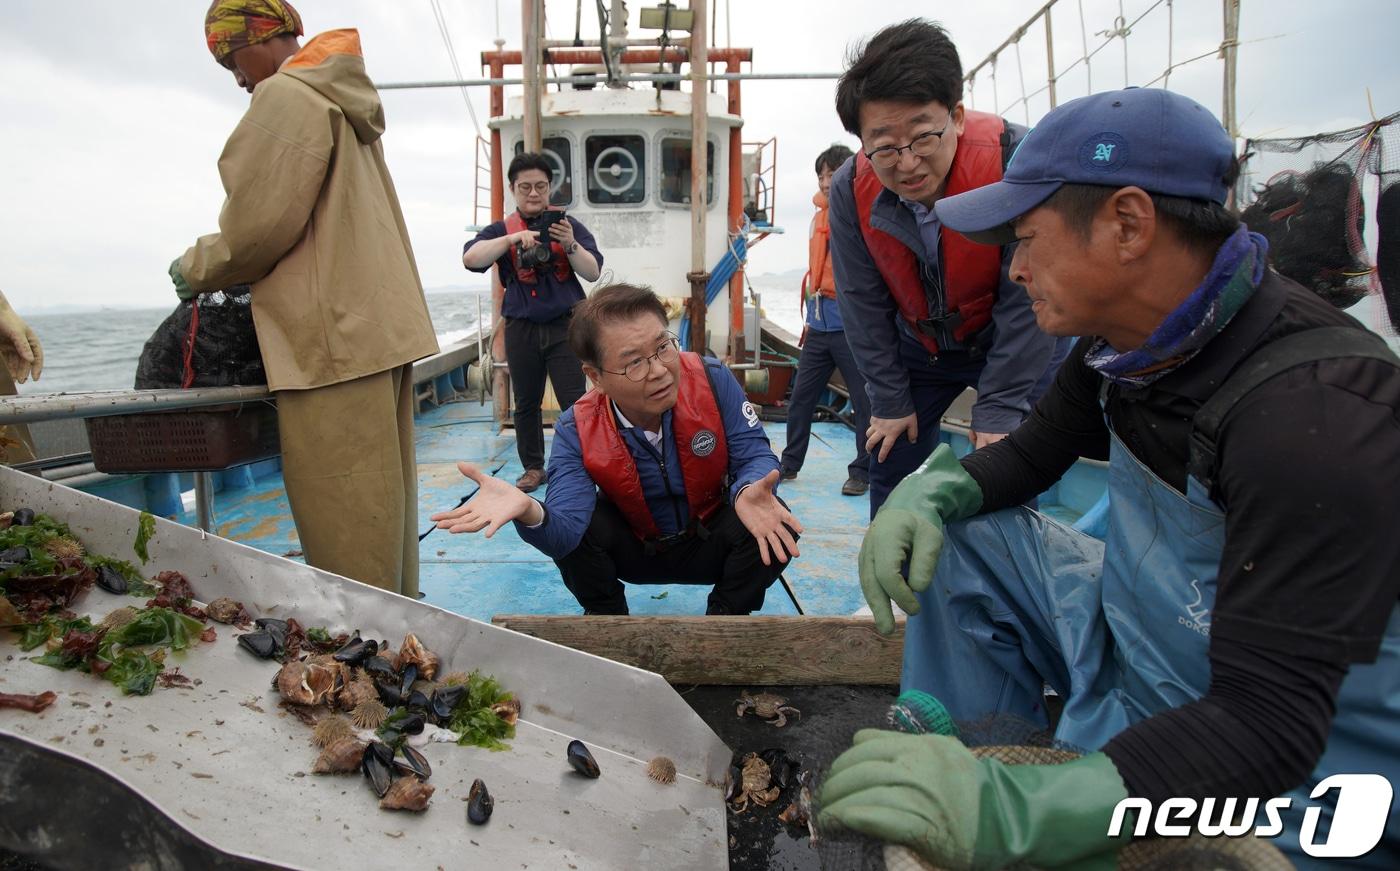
[85,403,280,474]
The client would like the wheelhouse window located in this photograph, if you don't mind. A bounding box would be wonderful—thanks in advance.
[585,134,647,205]
[514,137,574,207]
[659,136,715,206]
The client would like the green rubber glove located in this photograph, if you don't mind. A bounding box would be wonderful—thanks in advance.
[859,443,982,635]
[169,257,195,301]
[819,730,1129,870]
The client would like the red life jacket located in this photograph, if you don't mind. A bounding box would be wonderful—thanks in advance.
[574,352,729,540]
[504,210,573,286]
[852,110,1007,355]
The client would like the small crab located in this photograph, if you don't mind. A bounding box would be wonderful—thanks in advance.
[735,691,801,728]
[728,752,780,813]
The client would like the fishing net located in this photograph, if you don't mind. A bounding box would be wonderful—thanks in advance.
[1241,112,1400,333]
[134,289,266,389]
[805,698,1295,870]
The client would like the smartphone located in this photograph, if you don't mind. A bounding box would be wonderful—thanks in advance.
[533,210,567,243]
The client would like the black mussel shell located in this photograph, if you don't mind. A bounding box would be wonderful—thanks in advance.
[0,546,30,569]
[399,712,426,736]
[467,778,494,825]
[361,741,395,798]
[362,655,396,681]
[254,618,288,649]
[566,739,600,779]
[430,685,466,722]
[398,663,418,699]
[95,564,128,595]
[375,678,404,708]
[406,689,430,712]
[394,744,432,780]
[236,631,279,659]
[11,508,34,527]
[758,747,798,790]
[333,633,378,666]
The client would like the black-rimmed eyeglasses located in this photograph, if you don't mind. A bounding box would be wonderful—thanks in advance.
[864,117,952,169]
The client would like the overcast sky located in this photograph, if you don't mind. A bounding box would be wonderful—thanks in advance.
[1,0,1395,315]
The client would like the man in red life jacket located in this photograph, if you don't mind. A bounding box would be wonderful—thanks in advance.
[432,283,802,615]
[463,152,604,493]
[829,20,1070,514]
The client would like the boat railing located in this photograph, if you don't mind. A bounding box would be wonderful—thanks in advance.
[0,335,491,532]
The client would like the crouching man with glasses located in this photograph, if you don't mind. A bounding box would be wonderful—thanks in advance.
[433,283,802,616]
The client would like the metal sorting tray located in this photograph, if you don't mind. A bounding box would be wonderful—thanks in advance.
[0,466,729,870]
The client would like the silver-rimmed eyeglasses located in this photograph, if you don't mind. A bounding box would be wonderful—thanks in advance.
[601,335,680,382]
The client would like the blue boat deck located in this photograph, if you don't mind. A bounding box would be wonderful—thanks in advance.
[203,399,877,619]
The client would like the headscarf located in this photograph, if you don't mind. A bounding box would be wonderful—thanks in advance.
[204,0,304,67]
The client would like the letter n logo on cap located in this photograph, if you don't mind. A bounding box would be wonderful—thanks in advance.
[1079,133,1128,172]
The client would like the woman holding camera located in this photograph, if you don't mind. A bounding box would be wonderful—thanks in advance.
[463,152,604,492]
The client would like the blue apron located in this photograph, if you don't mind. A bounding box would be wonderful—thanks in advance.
[901,428,1400,868]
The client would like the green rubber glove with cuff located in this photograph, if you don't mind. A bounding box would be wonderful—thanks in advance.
[859,444,983,635]
[819,730,1129,870]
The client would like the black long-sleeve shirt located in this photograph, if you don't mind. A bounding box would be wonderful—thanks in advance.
[962,269,1400,803]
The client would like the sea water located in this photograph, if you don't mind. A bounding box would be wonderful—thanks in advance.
[14,291,495,395]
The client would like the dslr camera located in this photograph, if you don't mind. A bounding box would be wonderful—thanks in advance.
[517,210,567,268]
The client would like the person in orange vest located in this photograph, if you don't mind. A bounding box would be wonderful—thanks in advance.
[463,153,604,494]
[778,144,873,497]
[432,283,802,616]
[828,20,1070,514]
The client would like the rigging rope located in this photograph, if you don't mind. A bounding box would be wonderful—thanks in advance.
[427,0,483,137]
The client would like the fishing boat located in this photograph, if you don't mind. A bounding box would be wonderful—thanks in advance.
[2,0,1395,867]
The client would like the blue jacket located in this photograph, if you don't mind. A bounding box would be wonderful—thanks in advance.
[516,357,779,559]
[827,138,1066,433]
[463,214,603,323]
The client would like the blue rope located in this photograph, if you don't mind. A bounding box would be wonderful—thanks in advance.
[678,222,751,350]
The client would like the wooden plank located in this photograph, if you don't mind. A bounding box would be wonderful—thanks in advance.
[490,615,904,686]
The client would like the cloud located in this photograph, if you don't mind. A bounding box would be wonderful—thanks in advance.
[1,0,1396,317]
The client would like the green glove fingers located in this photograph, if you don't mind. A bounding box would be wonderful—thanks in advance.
[858,445,983,635]
[169,257,195,300]
[904,515,943,594]
[858,529,899,636]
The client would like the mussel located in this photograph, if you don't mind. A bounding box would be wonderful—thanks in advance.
[11,508,34,527]
[723,757,744,803]
[237,630,279,659]
[467,778,494,825]
[361,741,395,798]
[254,618,289,651]
[95,564,128,595]
[332,633,378,666]
[566,739,600,779]
[362,655,396,681]
[430,685,466,723]
[0,546,30,569]
[394,744,432,780]
[759,748,799,791]
[398,663,418,700]
[400,711,426,736]
[375,678,404,708]
[406,689,431,712]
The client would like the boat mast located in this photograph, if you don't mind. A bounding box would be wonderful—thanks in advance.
[522,0,543,151]
[687,0,709,353]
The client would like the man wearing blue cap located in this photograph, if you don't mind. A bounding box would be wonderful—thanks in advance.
[820,88,1400,869]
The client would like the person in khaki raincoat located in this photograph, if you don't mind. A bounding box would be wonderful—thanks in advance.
[172,1,439,597]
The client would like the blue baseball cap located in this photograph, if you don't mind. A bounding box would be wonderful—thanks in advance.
[935,87,1235,244]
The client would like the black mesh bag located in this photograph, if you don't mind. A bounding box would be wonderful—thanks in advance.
[134,288,266,389]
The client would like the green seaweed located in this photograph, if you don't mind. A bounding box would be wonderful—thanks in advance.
[134,512,156,564]
[449,669,516,752]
